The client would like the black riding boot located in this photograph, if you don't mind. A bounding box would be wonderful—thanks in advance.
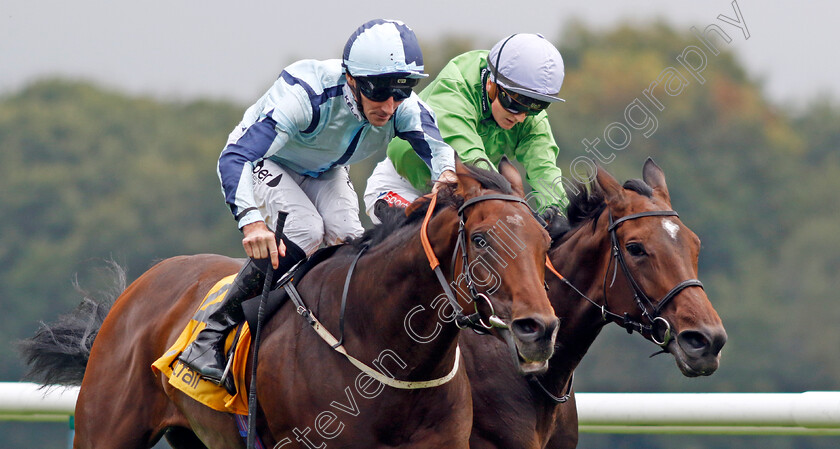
[177,237,306,383]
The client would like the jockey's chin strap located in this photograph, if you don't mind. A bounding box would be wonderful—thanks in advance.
[420,192,527,333]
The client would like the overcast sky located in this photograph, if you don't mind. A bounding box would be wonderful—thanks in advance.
[1,0,835,107]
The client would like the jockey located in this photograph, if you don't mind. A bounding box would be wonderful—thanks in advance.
[179,19,457,384]
[364,33,568,220]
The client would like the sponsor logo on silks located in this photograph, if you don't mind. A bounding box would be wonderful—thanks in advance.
[267,173,283,187]
[172,359,203,390]
[379,191,411,208]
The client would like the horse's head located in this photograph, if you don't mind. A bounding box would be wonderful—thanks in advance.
[553,158,726,377]
[422,158,558,374]
[596,159,726,376]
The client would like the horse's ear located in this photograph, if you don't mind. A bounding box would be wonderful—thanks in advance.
[595,164,625,205]
[455,159,483,199]
[498,157,525,197]
[642,157,671,205]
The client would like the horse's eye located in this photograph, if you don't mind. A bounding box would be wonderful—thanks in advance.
[625,242,647,257]
[471,233,487,247]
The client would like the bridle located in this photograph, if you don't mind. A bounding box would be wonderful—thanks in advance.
[531,207,704,404]
[547,209,704,347]
[421,192,534,333]
[604,210,704,346]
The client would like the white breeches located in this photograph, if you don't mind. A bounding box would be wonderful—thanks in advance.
[252,159,364,255]
[363,158,423,224]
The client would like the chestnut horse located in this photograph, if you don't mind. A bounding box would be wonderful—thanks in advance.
[21,161,557,448]
[464,159,727,449]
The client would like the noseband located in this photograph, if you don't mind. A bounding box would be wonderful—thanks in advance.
[421,192,532,333]
[602,210,704,346]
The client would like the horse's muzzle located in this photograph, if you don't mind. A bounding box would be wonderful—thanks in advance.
[674,325,727,376]
[511,315,560,364]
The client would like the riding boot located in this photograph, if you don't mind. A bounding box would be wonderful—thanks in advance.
[177,237,306,383]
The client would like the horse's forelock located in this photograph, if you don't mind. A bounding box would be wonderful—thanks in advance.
[563,177,655,236]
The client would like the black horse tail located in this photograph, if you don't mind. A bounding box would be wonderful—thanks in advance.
[17,262,126,386]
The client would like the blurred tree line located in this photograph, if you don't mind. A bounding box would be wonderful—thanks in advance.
[2,21,839,448]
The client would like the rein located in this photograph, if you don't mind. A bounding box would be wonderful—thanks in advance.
[528,371,573,404]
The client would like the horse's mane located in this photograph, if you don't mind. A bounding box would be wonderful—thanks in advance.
[347,163,514,250]
[553,177,653,244]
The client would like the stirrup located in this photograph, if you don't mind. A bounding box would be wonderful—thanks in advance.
[217,357,237,395]
[218,355,235,387]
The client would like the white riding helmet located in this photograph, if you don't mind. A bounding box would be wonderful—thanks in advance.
[488,33,565,103]
[342,19,428,79]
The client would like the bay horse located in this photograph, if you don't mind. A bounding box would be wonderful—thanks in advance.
[21,160,557,448]
[464,159,727,449]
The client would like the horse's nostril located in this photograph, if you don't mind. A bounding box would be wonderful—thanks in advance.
[512,318,543,337]
[511,316,559,342]
[680,331,709,351]
[678,328,727,358]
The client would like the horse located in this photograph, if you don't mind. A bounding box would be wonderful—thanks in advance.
[463,158,728,449]
[20,160,558,449]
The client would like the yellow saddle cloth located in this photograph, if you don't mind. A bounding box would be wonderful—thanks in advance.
[151,274,251,415]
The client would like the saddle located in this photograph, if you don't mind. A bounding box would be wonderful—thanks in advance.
[241,244,341,332]
[151,245,341,413]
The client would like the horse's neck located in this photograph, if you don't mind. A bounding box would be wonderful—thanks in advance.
[546,223,612,377]
[346,208,463,381]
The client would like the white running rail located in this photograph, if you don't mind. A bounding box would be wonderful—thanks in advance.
[3,383,840,435]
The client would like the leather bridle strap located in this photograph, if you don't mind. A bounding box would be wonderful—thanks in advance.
[607,210,681,232]
[653,279,704,316]
[544,209,705,347]
[457,193,531,214]
[607,210,704,345]
[420,194,468,326]
[333,243,368,348]
[421,192,528,332]
[528,371,574,404]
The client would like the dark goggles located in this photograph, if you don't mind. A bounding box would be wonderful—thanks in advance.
[356,76,419,102]
[497,85,551,116]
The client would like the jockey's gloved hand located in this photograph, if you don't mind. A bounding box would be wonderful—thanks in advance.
[540,205,570,240]
[540,205,561,223]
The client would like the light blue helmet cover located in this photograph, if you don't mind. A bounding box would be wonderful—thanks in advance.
[343,19,428,79]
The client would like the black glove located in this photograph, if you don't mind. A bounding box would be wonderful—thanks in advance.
[540,205,561,223]
[540,205,570,240]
